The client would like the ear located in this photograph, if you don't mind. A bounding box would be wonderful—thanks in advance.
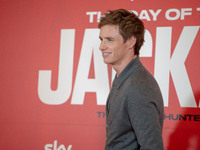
[127,36,136,50]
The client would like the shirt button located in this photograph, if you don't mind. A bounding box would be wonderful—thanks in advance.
[106,124,108,127]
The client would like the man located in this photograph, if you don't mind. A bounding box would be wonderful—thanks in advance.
[98,9,164,150]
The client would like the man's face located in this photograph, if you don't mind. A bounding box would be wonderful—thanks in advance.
[99,25,132,66]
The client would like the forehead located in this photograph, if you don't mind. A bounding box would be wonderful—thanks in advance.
[99,24,120,37]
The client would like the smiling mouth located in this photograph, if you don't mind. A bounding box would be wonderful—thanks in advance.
[103,52,112,56]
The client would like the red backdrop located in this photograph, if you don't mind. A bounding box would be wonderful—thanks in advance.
[0,0,200,149]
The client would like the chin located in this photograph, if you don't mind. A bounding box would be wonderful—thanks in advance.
[103,59,112,64]
[103,61,109,64]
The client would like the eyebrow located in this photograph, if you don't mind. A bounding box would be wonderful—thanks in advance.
[99,36,114,40]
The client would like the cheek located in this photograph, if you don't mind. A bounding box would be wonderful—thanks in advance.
[111,43,121,52]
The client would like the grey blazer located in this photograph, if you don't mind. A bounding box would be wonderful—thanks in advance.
[105,56,164,150]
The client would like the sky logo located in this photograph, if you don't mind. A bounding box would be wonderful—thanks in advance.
[44,140,72,150]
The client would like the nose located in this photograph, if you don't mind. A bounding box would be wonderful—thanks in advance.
[99,41,106,51]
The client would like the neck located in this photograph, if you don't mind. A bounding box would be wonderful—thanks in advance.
[113,55,137,77]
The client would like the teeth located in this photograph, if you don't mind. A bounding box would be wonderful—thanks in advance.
[104,52,111,56]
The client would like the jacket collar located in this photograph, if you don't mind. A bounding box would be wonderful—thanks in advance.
[112,56,142,89]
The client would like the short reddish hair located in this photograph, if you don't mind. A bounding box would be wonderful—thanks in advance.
[98,9,145,55]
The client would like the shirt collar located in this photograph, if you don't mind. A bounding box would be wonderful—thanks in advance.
[112,56,142,89]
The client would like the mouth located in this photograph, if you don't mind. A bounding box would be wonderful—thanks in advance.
[103,52,112,57]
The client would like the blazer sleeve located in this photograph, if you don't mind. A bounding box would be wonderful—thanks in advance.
[127,90,164,150]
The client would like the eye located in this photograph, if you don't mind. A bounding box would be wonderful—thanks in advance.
[107,38,113,42]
